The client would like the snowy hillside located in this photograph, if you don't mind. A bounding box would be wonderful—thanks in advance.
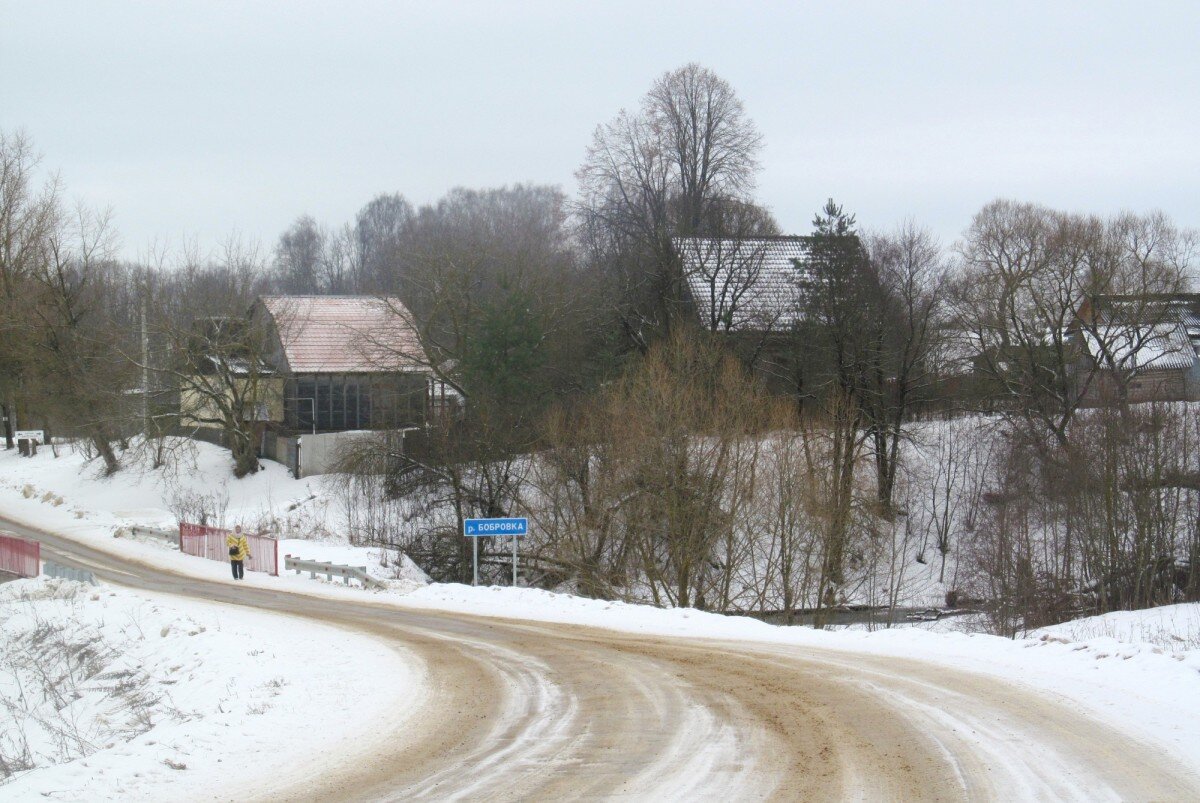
[0,438,428,591]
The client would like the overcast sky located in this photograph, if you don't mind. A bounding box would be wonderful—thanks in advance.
[3,1,1198,262]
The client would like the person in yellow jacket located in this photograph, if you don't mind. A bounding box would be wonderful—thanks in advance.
[227,525,251,580]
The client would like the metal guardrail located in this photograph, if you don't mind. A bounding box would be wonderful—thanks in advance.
[284,554,383,589]
[121,525,179,547]
[43,560,97,585]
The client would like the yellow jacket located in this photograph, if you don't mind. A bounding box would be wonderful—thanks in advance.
[226,532,251,562]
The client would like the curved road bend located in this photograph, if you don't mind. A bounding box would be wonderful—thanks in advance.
[7,515,1199,802]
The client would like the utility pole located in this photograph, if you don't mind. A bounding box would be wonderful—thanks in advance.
[141,299,150,436]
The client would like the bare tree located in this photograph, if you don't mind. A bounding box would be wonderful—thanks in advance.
[146,240,276,477]
[273,215,326,294]
[1074,211,1198,405]
[950,200,1191,447]
[744,410,824,622]
[915,415,988,585]
[526,398,629,596]
[523,332,768,609]
[591,333,766,609]
[370,184,595,409]
[0,130,62,448]
[37,204,134,472]
[577,63,766,349]
[860,223,948,512]
[677,201,781,335]
[336,185,603,581]
[354,192,413,292]
[804,387,871,621]
[790,203,946,515]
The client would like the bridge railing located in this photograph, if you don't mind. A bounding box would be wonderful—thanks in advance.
[43,560,97,585]
[179,522,279,576]
[0,532,39,578]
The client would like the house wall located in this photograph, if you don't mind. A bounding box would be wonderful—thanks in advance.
[1187,362,1200,399]
[260,430,299,477]
[1127,371,1189,403]
[253,302,290,373]
[179,376,284,428]
[1080,368,1193,405]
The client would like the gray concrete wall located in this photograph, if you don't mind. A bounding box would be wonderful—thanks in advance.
[298,431,373,478]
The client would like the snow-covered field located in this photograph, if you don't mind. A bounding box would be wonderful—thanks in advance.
[2,437,1200,792]
[0,577,420,800]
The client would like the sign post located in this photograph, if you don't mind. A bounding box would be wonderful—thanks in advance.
[463,517,528,587]
[15,430,43,457]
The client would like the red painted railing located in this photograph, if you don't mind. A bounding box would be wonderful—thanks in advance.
[179,522,279,576]
[0,532,40,578]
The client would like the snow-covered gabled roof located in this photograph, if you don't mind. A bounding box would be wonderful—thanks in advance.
[1081,323,1197,373]
[678,236,810,331]
[1077,296,1200,374]
[257,296,429,375]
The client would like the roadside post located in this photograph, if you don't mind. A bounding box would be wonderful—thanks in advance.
[463,517,529,587]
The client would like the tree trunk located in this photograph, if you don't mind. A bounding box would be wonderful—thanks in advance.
[2,399,14,449]
[92,432,120,475]
[229,425,261,478]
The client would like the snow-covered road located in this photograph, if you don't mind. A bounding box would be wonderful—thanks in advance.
[9,514,1200,801]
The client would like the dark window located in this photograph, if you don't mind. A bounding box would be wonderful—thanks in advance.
[292,375,378,432]
[331,375,346,430]
[316,376,332,430]
[296,379,315,432]
[346,382,360,429]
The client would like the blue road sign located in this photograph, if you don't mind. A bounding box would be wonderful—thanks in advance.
[464,517,529,537]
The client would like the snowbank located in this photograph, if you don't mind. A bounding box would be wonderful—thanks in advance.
[0,577,421,800]
[1031,603,1200,653]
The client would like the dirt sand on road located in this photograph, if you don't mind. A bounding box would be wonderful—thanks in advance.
[11,516,1200,802]
[280,613,1200,802]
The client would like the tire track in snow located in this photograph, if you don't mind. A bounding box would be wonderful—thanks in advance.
[743,645,1200,801]
[9,515,1200,802]
[393,638,581,800]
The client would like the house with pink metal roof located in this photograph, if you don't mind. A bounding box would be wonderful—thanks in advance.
[253,295,440,433]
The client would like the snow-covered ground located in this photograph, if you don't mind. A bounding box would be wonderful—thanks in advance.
[2,437,1199,791]
[1032,604,1200,653]
[0,439,428,591]
[0,577,420,800]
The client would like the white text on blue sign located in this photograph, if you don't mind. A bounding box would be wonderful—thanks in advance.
[464,518,529,537]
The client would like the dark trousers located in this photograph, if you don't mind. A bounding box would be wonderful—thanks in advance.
[231,560,244,579]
